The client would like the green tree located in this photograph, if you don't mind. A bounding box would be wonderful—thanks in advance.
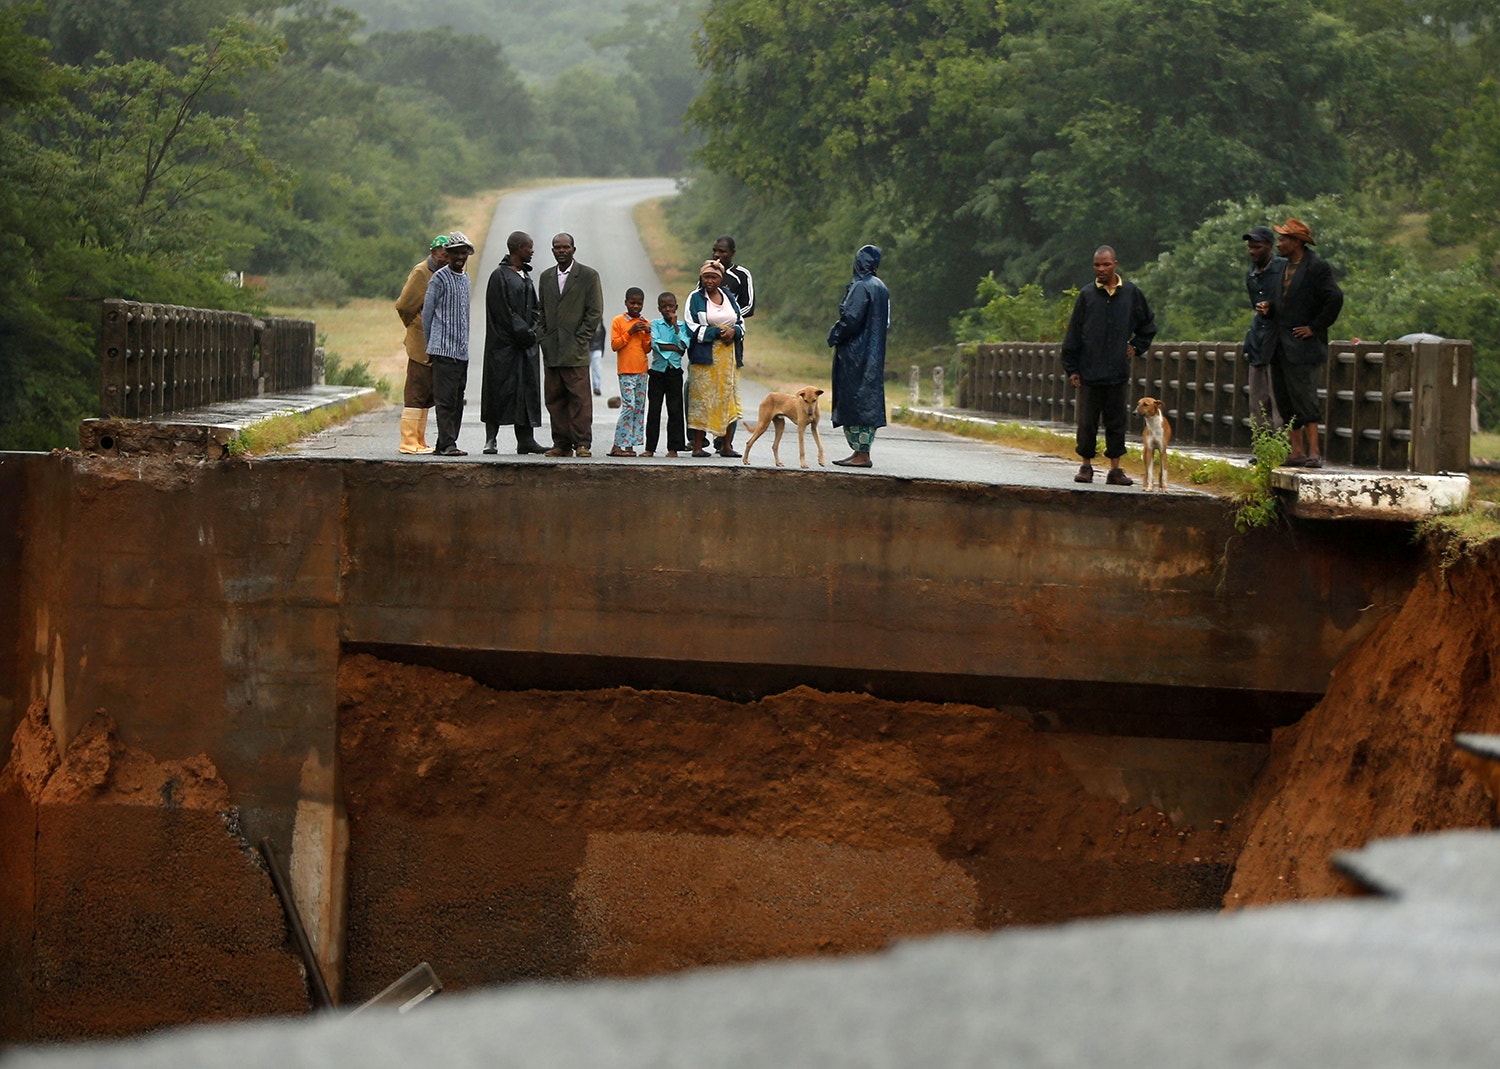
[953,280,1077,344]
[970,0,1357,291]
[235,2,480,292]
[1427,80,1500,259]
[357,25,533,157]
[34,0,244,64]
[42,20,285,256]
[591,0,703,173]
[536,65,643,176]
[0,13,271,450]
[685,0,1007,337]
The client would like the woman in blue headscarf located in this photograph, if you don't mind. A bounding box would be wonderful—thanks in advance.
[826,245,890,468]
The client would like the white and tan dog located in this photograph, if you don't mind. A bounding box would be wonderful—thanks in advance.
[1135,396,1172,491]
[743,386,826,468]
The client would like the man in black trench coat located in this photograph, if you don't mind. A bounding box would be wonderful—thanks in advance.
[481,231,547,455]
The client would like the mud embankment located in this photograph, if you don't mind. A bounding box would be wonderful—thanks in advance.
[10,538,1500,1037]
[0,701,307,1040]
[337,655,1250,998]
[1226,540,1500,906]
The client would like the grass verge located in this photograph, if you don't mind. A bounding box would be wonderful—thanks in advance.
[226,393,383,457]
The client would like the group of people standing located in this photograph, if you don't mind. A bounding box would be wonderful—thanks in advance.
[1063,216,1343,483]
[394,227,892,467]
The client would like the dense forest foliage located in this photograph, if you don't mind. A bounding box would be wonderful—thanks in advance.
[0,0,700,449]
[4,0,1498,448]
[673,0,1500,419]
[335,0,636,78]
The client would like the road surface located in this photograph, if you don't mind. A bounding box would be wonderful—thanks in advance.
[282,178,1193,492]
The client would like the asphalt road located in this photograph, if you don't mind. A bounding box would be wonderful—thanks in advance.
[282,178,1190,493]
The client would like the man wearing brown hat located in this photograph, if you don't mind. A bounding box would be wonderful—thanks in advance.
[1268,217,1343,468]
[393,234,449,454]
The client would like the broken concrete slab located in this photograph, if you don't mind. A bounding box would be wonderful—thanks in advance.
[1273,468,1469,521]
[78,386,377,459]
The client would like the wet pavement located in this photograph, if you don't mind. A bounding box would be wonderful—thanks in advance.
[274,179,1215,494]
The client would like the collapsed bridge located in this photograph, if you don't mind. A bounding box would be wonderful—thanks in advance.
[0,451,1423,1037]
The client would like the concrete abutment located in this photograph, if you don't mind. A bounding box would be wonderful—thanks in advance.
[0,452,1424,1038]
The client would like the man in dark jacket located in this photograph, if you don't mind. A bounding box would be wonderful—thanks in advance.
[1242,225,1285,433]
[537,232,604,458]
[481,231,547,455]
[1269,217,1343,468]
[827,244,889,468]
[1061,246,1156,485]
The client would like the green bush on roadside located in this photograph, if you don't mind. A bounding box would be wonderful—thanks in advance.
[324,351,392,398]
[1233,425,1292,531]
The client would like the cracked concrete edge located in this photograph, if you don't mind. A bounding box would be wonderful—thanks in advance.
[78,387,379,458]
[1271,469,1470,521]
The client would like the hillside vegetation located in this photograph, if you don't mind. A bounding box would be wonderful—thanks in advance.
[671,0,1500,419]
[0,0,699,449]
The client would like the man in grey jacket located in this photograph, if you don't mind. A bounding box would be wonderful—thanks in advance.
[537,233,604,457]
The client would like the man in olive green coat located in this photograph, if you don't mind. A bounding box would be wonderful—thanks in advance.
[393,234,449,453]
[537,232,604,457]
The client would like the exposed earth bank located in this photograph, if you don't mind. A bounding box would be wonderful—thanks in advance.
[1226,539,1500,906]
[0,702,307,1040]
[337,655,1251,999]
[8,539,1500,1037]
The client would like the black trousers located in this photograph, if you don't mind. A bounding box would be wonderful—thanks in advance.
[432,355,468,452]
[1075,380,1128,460]
[646,367,686,452]
[1270,359,1324,428]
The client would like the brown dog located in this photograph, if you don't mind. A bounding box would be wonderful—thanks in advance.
[1135,396,1172,491]
[743,386,826,468]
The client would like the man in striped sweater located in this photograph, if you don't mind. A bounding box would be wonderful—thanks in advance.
[422,231,475,456]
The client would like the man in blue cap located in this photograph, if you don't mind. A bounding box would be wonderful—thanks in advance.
[1243,225,1285,434]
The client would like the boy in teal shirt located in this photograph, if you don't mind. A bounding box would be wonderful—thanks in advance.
[644,291,690,457]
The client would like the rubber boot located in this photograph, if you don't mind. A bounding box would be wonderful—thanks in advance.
[399,407,430,454]
[413,407,435,454]
[515,424,548,455]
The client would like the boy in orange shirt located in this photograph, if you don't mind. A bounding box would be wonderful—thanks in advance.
[608,287,652,456]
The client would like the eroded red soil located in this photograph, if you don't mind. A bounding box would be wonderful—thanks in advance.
[1226,540,1500,906]
[338,655,1244,997]
[0,701,306,1040]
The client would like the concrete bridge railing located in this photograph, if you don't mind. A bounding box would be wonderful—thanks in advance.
[953,338,1473,474]
[99,299,319,419]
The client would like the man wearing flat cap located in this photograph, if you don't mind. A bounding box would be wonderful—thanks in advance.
[1242,225,1285,434]
[422,230,476,456]
[1268,217,1342,468]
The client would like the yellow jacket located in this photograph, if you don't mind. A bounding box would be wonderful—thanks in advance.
[395,258,437,364]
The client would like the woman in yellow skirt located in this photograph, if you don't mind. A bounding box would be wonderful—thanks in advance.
[684,260,746,457]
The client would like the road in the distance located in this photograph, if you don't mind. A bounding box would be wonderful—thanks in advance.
[463,178,680,430]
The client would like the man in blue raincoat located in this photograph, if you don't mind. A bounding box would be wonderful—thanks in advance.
[826,244,889,468]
